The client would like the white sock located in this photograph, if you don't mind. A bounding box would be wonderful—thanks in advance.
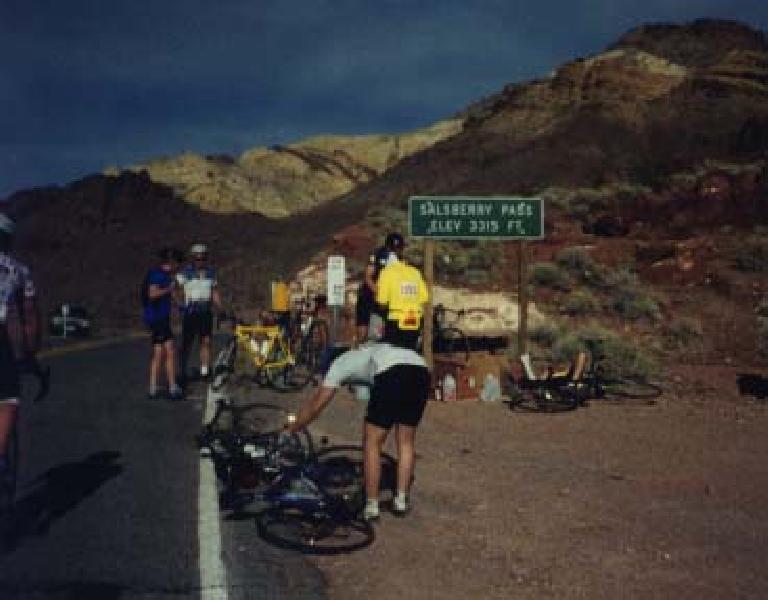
[200,365,209,376]
[395,491,408,503]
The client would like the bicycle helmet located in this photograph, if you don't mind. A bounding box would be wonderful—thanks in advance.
[385,232,404,250]
[190,243,208,256]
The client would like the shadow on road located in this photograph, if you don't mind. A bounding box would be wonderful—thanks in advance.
[0,580,124,600]
[1,451,124,553]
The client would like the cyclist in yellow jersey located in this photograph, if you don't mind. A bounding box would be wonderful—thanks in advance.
[375,233,428,351]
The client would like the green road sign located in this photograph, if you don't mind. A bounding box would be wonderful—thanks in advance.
[409,196,544,239]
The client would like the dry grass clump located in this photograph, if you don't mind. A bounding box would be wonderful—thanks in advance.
[529,261,571,291]
[732,235,768,273]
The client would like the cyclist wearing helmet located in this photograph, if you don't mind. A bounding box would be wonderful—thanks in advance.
[142,247,183,400]
[376,232,429,351]
[0,214,41,473]
[285,340,430,520]
[176,243,222,385]
[355,234,401,345]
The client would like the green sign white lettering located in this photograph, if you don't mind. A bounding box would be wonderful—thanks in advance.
[408,196,544,239]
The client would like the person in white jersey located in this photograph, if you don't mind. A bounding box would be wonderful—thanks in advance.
[176,243,222,386]
[0,214,42,477]
[285,342,430,521]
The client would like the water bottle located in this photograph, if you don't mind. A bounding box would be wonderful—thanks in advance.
[443,374,457,402]
[480,374,502,402]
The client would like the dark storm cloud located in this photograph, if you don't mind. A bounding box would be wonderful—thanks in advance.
[1,0,766,196]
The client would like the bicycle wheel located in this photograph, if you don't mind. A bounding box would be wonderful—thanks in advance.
[0,427,18,514]
[507,383,578,413]
[600,377,662,402]
[297,321,329,378]
[266,364,306,392]
[256,506,374,554]
[434,327,470,364]
[313,445,397,501]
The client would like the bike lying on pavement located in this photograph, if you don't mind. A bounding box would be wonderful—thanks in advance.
[198,399,375,554]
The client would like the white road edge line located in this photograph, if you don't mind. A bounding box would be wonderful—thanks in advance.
[199,383,229,600]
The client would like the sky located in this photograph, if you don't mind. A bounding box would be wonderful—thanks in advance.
[1,0,766,198]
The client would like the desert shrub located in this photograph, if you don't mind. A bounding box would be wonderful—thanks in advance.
[573,324,657,379]
[732,236,768,272]
[529,321,561,347]
[556,246,596,272]
[663,317,705,350]
[561,289,599,316]
[551,332,584,363]
[612,289,661,321]
[465,270,489,286]
[603,266,639,290]
[529,261,570,290]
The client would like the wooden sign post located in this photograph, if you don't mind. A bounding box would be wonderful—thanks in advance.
[517,241,528,356]
[423,240,435,370]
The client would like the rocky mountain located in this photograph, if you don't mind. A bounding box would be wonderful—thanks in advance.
[4,19,767,360]
[121,119,463,217]
[345,18,768,208]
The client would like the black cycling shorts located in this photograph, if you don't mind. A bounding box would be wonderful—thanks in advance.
[147,317,173,345]
[182,310,213,340]
[382,319,421,351]
[0,328,20,402]
[366,365,430,429]
[355,285,375,327]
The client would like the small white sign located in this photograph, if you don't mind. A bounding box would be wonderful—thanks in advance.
[327,255,346,306]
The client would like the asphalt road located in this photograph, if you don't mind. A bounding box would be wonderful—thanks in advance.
[0,338,326,600]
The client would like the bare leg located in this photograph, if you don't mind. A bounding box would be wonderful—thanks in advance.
[163,339,177,389]
[356,325,368,346]
[149,344,163,392]
[200,335,211,373]
[0,403,18,457]
[394,424,417,495]
[179,319,194,384]
[363,422,389,501]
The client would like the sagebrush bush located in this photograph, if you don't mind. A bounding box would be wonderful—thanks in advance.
[732,236,768,273]
[561,289,599,316]
[663,317,705,350]
[613,290,661,322]
[529,321,561,347]
[529,261,570,290]
[574,324,657,379]
[556,246,596,272]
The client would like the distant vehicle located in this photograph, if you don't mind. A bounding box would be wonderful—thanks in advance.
[49,303,91,338]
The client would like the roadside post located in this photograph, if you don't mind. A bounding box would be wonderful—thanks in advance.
[61,303,70,340]
[326,255,346,346]
[423,240,435,369]
[408,196,544,366]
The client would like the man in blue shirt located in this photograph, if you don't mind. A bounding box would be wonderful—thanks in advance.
[143,247,183,400]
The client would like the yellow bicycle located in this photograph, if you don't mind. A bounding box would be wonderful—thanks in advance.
[212,313,327,392]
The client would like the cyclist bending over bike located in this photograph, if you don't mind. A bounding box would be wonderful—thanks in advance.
[0,214,42,478]
[285,341,430,521]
